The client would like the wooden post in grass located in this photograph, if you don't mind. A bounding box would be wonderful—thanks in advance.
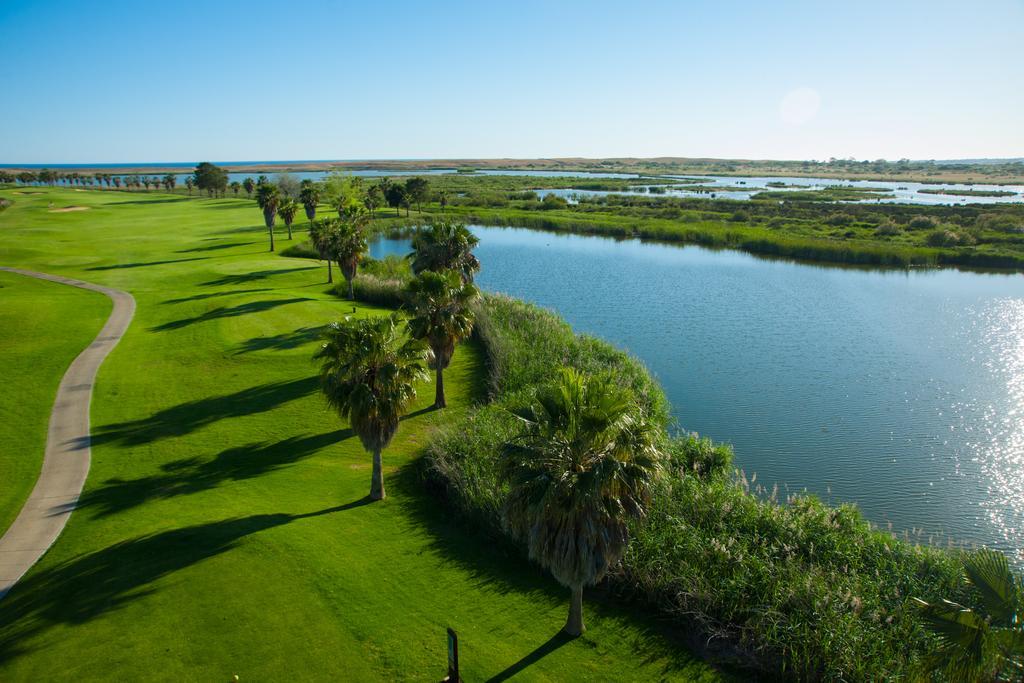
[445,627,459,682]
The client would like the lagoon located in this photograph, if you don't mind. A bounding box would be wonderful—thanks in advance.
[372,225,1024,559]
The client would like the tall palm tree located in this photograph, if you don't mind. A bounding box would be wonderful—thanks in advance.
[256,183,280,252]
[300,182,320,226]
[500,368,663,637]
[309,218,339,284]
[242,177,255,198]
[405,270,479,409]
[330,212,369,300]
[913,548,1024,681]
[314,315,427,501]
[410,220,481,282]
[279,197,299,240]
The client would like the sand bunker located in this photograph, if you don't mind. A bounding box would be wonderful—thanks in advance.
[49,206,90,212]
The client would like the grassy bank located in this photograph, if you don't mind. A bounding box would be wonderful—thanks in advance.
[0,188,722,681]
[432,197,1024,270]
[419,294,974,680]
[0,272,110,535]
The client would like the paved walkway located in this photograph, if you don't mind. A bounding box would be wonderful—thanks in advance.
[0,267,135,600]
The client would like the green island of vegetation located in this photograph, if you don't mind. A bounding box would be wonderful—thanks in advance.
[917,187,1019,198]
[2,167,1023,681]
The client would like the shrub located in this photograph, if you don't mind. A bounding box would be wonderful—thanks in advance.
[874,221,902,237]
[278,241,320,259]
[729,210,750,222]
[926,228,976,247]
[908,215,939,230]
[976,213,1024,233]
[540,193,569,210]
[827,212,855,227]
[666,433,732,479]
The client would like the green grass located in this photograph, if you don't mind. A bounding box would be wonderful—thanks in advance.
[0,188,724,681]
[0,272,110,535]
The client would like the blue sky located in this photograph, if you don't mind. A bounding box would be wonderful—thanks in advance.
[0,0,1021,163]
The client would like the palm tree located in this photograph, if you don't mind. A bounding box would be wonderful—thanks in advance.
[164,173,177,192]
[279,197,299,240]
[230,181,241,196]
[314,315,427,501]
[330,212,369,300]
[300,182,320,226]
[913,548,1024,681]
[243,177,255,198]
[309,218,339,284]
[256,183,280,252]
[184,177,193,195]
[438,190,450,213]
[500,368,663,637]
[410,220,481,282]
[405,270,479,409]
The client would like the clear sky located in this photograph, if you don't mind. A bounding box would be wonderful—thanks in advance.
[0,0,1021,163]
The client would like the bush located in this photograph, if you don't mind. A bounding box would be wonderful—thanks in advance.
[976,213,1024,233]
[540,193,569,210]
[926,228,976,247]
[908,215,939,230]
[826,212,855,227]
[345,273,406,307]
[874,221,902,237]
[666,433,732,479]
[360,254,411,280]
[279,241,319,259]
[729,210,750,222]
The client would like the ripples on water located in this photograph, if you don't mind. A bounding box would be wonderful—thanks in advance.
[373,227,1024,560]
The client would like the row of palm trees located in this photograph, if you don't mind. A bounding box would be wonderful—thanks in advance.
[3,170,181,191]
[309,218,662,637]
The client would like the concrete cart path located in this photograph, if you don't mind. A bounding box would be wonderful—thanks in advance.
[0,267,135,600]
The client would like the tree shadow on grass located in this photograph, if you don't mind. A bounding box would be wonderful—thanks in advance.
[391,464,717,681]
[0,502,367,663]
[70,429,351,517]
[486,632,574,683]
[106,197,190,206]
[233,324,326,354]
[86,256,209,271]
[161,288,272,305]
[200,266,317,286]
[73,376,319,449]
[150,297,312,332]
[176,241,254,253]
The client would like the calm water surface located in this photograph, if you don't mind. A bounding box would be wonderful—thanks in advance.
[373,226,1024,559]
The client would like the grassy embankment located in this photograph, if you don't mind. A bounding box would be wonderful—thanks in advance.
[0,187,724,681]
[0,272,110,535]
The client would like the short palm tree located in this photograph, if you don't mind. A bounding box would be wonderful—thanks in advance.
[410,220,481,282]
[314,315,427,501]
[309,218,339,284]
[242,177,255,198]
[913,548,1024,681]
[330,214,369,300]
[405,270,479,409]
[500,368,663,637]
[300,182,320,226]
[256,183,280,251]
[279,197,299,240]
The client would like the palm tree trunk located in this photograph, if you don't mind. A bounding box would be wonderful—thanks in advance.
[287,223,292,240]
[370,448,385,500]
[327,259,333,283]
[434,366,446,409]
[565,586,585,637]
[268,226,275,252]
[347,277,354,301]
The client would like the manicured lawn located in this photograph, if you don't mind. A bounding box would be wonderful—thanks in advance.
[0,188,725,681]
[0,271,110,535]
